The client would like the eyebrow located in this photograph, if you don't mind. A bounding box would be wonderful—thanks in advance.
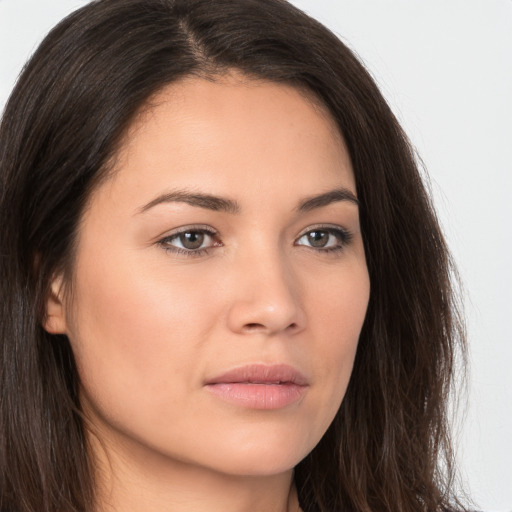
[137,187,358,215]
[138,190,241,214]
[296,188,359,212]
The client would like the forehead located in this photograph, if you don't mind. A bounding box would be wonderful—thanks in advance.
[95,73,354,215]
[129,72,342,142]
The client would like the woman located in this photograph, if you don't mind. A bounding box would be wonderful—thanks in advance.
[0,0,467,511]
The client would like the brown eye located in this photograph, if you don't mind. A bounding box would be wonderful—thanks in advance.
[179,231,205,250]
[159,227,219,255]
[306,230,330,248]
[296,226,351,253]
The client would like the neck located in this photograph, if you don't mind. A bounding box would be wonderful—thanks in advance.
[89,431,301,512]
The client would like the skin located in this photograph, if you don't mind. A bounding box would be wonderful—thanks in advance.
[45,73,370,512]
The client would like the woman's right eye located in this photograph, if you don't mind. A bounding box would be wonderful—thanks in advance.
[158,227,221,256]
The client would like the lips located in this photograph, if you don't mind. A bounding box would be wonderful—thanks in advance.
[204,364,308,410]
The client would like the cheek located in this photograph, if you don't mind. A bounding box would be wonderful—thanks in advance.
[65,251,218,421]
[307,262,369,414]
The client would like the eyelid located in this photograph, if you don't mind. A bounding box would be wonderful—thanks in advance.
[296,223,348,238]
[157,224,221,256]
[159,224,218,238]
[295,223,353,251]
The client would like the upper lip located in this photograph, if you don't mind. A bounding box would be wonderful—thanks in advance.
[205,364,309,386]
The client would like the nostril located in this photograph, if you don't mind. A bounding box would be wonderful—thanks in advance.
[244,323,265,331]
[243,322,298,332]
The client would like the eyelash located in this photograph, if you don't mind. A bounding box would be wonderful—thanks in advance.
[157,224,353,257]
[158,225,219,257]
[296,225,353,254]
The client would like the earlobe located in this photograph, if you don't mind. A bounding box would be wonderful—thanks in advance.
[43,275,68,334]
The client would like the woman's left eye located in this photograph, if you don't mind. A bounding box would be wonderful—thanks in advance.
[295,226,351,252]
[158,227,220,255]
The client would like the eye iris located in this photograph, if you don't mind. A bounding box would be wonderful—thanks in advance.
[307,230,329,247]
[180,231,204,250]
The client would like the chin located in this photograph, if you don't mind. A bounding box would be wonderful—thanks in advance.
[209,454,302,478]
[195,432,314,477]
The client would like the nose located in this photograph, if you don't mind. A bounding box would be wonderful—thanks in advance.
[226,250,307,337]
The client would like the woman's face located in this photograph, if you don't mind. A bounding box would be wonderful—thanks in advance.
[48,74,370,477]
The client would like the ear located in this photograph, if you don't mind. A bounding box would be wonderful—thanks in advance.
[43,274,68,334]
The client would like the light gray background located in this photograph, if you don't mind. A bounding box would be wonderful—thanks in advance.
[1,1,511,510]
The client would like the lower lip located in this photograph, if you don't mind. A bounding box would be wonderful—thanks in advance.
[205,382,307,410]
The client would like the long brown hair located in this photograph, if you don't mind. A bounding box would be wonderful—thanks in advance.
[0,1,466,510]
